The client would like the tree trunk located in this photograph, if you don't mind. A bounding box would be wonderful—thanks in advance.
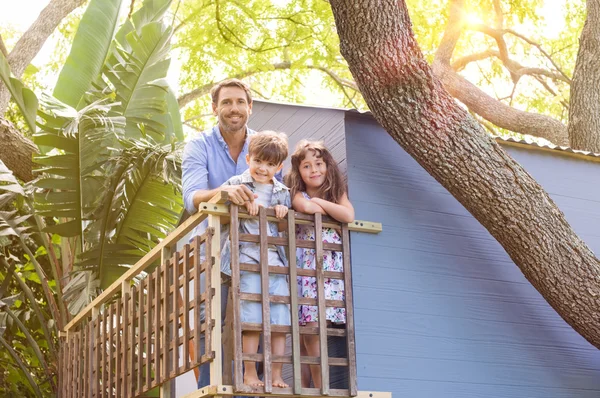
[568,0,600,153]
[329,0,600,348]
[0,118,37,182]
[0,0,86,113]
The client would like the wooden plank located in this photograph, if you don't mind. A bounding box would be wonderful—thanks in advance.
[314,213,329,394]
[178,384,378,398]
[115,298,122,396]
[239,234,342,251]
[342,224,357,396]
[204,231,214,365]
[172,250,180,378]
[155,261,162,387]
[94,312,101,397]
[286,210,302,394]
[199,202,381,234]
[240,262,344,279]
[223,287,234,385]
[194,236,202,369]
[101,309,107,397]
[140,277,147,395]
[183,243,191,373]
[122,289,130,398]
[108,304,115,397]
[84,322,90,398]
[130,284,137,397]
[239,292,345,308]
[75,331,81,398]
[241,323,346,337]
[259,207,272,393]
[230,204,243,391]
[145,274,153,391]
[208,214,222,386]
[242,353,348,366]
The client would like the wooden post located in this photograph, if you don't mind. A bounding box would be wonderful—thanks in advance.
[287,210,302,394]
[160,244,175,397]
[122,281,131,397]
[259,207,272,393]
[230,204,243,390]
[342,225,358,396]
[314,213,329,394]
[208,212,223,387]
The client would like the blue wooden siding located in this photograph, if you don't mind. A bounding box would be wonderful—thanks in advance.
[249,101,347,175]
[344,113,600,397]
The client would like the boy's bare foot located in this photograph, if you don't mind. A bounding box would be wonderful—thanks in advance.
[243,374,264,387]
[272,377,289,388]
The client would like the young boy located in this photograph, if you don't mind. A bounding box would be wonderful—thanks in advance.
[220,130,291,388]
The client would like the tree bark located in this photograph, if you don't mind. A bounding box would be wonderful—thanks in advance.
[568,0,600,153]
[329,0,600,348]
[0,0,86,113]
[0,118,37,182]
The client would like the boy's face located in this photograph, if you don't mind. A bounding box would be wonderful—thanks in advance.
[246,154,283,184]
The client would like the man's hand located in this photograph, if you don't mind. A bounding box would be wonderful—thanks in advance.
[274,205,288,219]
[245,200,260,216]
[223,185,256,206]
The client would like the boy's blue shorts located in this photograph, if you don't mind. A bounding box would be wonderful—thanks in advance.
[239,269,291,326]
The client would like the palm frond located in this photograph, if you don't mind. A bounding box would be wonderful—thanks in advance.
[33,95,125,239]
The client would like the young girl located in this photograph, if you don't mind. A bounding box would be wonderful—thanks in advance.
[285,140,354,388]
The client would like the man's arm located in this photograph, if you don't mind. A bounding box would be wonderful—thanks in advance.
[192,185,255,208]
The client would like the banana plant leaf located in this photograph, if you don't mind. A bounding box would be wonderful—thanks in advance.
[0,52,38,133]
[53,0,124,108]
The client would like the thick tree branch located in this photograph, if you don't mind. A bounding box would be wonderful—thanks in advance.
[432,0,568,145]
[452,50,570,83]
[0,0,86,113]
[0,118,37,182]
[568,0,600,153]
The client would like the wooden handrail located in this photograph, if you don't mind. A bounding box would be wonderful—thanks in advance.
[64,192,229,332]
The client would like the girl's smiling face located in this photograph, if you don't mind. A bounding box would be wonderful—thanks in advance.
[299,150,327,191]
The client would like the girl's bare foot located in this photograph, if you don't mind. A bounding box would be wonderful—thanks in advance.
[272,377,289,388]
[243,374,264,387]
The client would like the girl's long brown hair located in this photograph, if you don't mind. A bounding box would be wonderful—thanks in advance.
[285,140,347,204]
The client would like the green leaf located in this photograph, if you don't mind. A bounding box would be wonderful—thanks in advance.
[0,160,25,196]
[0,51,38,133]
[53,0,124,108]
[105,22,173,141]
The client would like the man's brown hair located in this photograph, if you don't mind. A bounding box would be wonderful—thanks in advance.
[211,78,252,104]
[248,130,288,165]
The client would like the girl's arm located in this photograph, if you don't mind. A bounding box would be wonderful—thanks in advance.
[310,193,355,223]
[292,192,326,215]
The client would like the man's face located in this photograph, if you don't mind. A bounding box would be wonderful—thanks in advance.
[212,86,252,135]
[246,154,283,184]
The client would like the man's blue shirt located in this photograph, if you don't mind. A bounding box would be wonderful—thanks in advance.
[182,125,255,214]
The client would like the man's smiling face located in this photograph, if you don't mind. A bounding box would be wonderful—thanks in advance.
[212,86,252,135]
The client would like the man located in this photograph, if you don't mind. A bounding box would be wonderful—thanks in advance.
[182,79,272,389]
[183,78,257,213]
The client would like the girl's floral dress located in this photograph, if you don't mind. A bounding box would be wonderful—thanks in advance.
[297,192,346,325]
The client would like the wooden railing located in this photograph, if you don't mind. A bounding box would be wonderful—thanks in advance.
[59,192,382,398]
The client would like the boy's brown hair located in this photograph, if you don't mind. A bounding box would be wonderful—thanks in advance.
[210,78,252,104]
[285,140,347,203]
[248,130,288,165]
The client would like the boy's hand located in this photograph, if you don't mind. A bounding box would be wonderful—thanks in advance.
[274,205,288,219]
[245,200,260,216]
